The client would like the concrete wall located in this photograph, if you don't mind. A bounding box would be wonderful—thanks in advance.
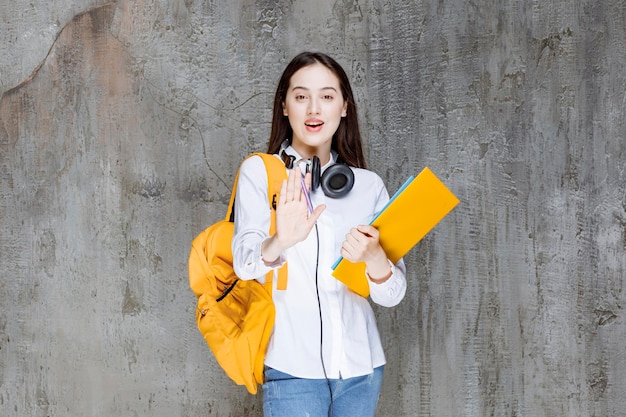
[1,1,624,416]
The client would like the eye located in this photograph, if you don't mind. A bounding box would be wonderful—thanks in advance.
[295,94,308,101]
[322,94,334,101]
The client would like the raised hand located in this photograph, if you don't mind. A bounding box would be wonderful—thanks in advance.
[261,167,325,264]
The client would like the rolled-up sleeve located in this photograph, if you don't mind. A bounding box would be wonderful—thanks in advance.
[367,258,407,307]
[231,156,286,282]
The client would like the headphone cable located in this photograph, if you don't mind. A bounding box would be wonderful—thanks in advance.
[313,223,334,417]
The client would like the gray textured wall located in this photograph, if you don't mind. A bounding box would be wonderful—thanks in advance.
[1,1,625,416]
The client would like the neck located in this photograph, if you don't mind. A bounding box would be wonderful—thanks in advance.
[292,144,331,165]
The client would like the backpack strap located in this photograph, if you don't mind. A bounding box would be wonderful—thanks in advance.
[226,153,289,290]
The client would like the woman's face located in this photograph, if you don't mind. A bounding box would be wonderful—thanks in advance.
[282,63,347,161]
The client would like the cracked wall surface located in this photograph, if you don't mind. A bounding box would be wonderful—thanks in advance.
[1,1,625,416]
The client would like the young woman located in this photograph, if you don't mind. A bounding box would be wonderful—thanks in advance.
[232,52,407,417]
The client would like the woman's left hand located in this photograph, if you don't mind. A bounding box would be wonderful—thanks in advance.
[341,224,392,282]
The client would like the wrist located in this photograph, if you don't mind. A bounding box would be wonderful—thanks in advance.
[366,254,392,283]
[261,234,288,265]
[367,265,393,283]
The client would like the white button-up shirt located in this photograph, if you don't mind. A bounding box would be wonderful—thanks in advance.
[232,149,407,379]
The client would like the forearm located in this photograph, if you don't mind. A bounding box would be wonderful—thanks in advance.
[232,156,282,280]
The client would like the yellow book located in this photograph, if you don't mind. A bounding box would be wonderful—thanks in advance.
[331,167,460,297]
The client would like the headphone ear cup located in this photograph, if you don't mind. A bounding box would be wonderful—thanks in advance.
[320,164,354,198]
[311,155,321,191]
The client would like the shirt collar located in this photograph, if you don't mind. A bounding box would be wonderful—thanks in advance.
[284,145,338,171]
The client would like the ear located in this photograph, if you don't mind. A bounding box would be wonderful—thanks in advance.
[341,101,348,118]
[282,102,288,116]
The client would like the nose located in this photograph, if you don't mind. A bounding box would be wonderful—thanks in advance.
[307,97,320,115]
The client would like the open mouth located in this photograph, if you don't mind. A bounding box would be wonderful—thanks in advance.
[305,119,324,129]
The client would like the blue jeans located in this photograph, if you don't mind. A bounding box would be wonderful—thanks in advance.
[262,366,384,417]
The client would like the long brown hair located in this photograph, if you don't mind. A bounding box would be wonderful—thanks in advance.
[266,52,366,169]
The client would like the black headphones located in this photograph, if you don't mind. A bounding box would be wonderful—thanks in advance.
[281,150,355,198]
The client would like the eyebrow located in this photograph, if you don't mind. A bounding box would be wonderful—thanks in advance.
[291,86,339,92]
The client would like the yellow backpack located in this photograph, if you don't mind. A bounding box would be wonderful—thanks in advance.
[188,153,288,394]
